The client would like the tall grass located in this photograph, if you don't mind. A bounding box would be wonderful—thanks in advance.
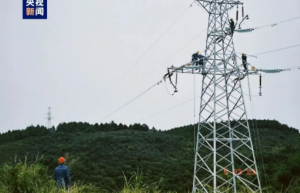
[0,161,299,193]
[0,161,100,193]
[0,162,175,193]
[120,171,175,193]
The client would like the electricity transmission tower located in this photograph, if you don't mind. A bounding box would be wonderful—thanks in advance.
[166,0,262,192]
[46,107,53,129]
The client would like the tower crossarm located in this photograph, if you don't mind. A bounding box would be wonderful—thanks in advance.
[167,65,259,76]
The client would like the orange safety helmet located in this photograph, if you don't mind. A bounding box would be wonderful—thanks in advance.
[58,157,65,164]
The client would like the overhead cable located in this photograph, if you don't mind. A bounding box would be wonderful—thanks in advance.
[101,80,163,121]
[113,29,206,100]
[235,16,300,33]
[138,89,263,122]
[235,52,257,58]
[97,1,195,98]
[250,98,270,186]
[254,44,300,56]
[138,95,201,122]
[237,44,300,57]
[164,80,174,96]
[254,16,300,30]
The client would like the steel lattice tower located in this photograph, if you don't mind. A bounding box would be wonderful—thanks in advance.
[46,107,53,129]
[167,0,262,192]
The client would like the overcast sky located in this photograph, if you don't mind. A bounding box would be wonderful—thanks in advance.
[0,0,299,133]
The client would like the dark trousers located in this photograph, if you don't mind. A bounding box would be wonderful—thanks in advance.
[243,63,247,70]
[56,181,69,192]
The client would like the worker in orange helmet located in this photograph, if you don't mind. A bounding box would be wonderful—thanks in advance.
[55,157,70,191]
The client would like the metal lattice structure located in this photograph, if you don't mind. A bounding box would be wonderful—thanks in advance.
[46,107,53,129]
[167,0,262,192]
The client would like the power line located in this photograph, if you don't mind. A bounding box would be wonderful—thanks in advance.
[98,15,299,106]
[97,15,300,115]
[235,52,257,58]
[112,29,207,101]
[94,13,300,125]
[137,95,201,122]
[144,32,206,78]
[103,44,300,123]
[288,66,300,69]
[250,98,270,187]
[254,16,300,30]
[254,44,300,56]
[237,44,300,57]
[97,1,195,98]
[136,91,260,122]
[164,80,174,96]
[246,74,268,186]
[101,80,163,122]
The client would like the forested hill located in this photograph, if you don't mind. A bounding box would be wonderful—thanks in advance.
[0,120,300,192]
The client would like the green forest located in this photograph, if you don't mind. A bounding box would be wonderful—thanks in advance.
[0,120,300,192]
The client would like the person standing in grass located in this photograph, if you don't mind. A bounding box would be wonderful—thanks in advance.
[55,157,70,192]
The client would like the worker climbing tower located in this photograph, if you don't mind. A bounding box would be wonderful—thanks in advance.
[166,0,262,192]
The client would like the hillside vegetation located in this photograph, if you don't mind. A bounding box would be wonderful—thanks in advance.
[0,120,299,192]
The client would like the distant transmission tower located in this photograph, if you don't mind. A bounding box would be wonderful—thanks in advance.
[46,107,53,129]
[165,0,262,192]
